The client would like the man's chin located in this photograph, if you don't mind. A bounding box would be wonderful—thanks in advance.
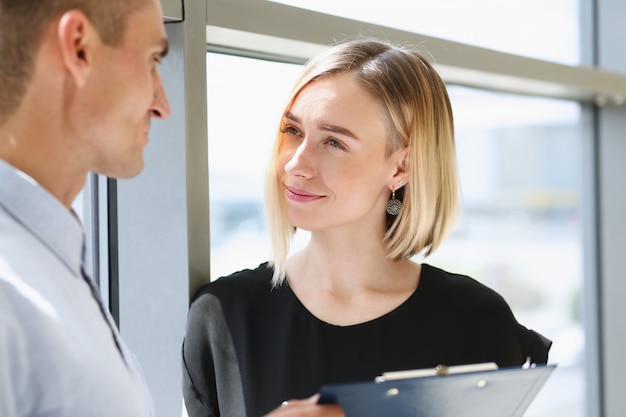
[99,159,145,179]
[123,161,145,179]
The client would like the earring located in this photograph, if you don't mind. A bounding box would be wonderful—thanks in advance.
[386,182,403,216]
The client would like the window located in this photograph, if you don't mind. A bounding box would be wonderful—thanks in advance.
[207,53,303,279]
[431,87,584,416]
[271,0,580,64]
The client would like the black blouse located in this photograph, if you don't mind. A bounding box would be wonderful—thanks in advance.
[182,263,551,417]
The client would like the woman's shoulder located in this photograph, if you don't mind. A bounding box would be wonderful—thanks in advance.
[420,263,511,311]
[186,263,278,330]
[420,264,552,366]
[192,262,274,302]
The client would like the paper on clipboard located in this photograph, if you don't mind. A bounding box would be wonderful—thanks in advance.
[318,363,556,417]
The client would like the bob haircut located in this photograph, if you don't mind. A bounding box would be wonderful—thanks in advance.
[0,0,149,124]
[264,38,459,286]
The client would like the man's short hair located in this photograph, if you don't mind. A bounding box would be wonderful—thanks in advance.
[0,0,149,123]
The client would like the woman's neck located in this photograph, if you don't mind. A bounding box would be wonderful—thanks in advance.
[285,233,422,326]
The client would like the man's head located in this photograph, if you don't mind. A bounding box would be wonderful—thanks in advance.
[0,0,171,192]
[66,0,171,178]
[0,0,149,125]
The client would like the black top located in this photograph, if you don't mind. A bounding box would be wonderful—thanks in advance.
[182,263,551,417]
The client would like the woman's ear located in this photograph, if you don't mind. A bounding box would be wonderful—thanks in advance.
[57,10,96,88]
[390,146,410,188]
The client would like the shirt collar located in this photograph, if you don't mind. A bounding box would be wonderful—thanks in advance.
[0,159,84,277]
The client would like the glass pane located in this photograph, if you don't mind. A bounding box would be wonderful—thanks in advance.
[270,0,580,65]
[430,87,584,417]
[207,53,585,417]
[207,53,303,279]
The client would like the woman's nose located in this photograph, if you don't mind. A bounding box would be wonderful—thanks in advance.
[284,140,315,178]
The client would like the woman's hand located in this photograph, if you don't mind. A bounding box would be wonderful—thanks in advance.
[263,395,345,417]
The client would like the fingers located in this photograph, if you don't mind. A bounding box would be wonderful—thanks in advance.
[264,395,345,417]
[284,393,319,405]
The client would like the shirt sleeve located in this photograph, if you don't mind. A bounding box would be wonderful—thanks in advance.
[182,289,247,417]
[182,292,220,417]
[517,324,552,364]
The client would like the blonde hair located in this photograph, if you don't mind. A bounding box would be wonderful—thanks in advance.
[264,38,459,286]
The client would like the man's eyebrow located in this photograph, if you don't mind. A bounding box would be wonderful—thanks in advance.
[158,38,169,58]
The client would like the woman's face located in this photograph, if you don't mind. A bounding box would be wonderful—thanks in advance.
[277,73,407,234]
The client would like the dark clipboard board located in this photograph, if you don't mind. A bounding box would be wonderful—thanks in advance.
[318,364,556,417]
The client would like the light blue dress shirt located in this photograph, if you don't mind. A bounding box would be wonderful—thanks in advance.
[0,160,154,417]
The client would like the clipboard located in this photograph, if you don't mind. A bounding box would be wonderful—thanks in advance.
[318,363,556,417]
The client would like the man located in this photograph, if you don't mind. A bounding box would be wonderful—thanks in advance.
[0,0,170,415]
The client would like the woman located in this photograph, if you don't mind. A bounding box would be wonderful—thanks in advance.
[182,38,551,417]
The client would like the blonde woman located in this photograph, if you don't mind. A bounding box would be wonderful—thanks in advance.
[182,38,550,417]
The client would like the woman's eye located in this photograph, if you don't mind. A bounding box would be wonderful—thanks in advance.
[327,138,345,150]
[281,126,301,136]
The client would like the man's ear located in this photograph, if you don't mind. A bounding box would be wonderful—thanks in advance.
[57,10,96,88]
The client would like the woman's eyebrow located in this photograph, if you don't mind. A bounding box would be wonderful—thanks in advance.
[319,124,359,140]
[284,112,300,123]
[284,112,359,140]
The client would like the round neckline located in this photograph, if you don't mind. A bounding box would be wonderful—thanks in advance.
[281,264,430,329]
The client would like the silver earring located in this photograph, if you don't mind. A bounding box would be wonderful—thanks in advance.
[386,183,403,216]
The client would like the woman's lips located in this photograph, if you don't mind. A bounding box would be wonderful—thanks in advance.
[285,186,324,203]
